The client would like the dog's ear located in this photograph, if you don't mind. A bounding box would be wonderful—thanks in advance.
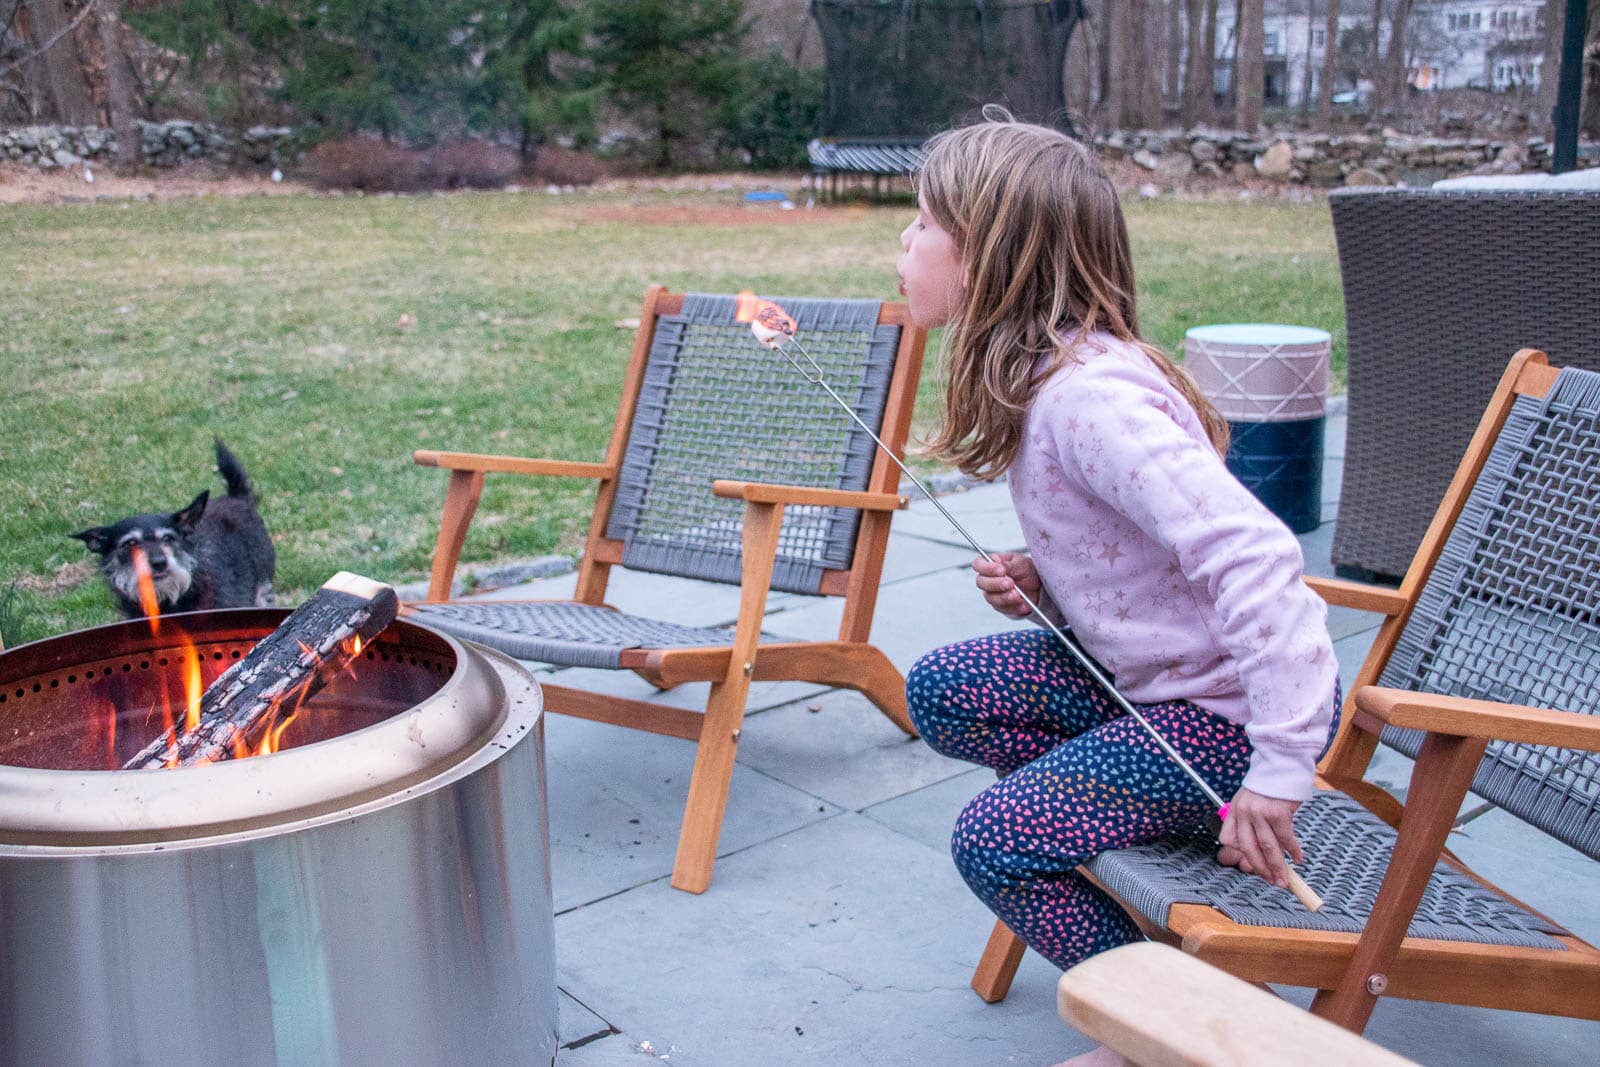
[71,526,114,555]
[172,491,209,534]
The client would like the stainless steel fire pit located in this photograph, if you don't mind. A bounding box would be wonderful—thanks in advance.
[0,609,556,1066]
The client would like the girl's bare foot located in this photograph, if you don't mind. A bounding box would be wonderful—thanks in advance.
[1050,1044,1126,1067]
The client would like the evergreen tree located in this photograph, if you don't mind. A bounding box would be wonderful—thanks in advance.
[468,0,600,155]
[589,0,746,168]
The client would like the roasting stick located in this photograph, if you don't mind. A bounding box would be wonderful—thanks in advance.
[737,295,1323,911]
[126,572,399,770]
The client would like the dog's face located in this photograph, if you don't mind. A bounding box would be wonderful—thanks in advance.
[72,491,208,613]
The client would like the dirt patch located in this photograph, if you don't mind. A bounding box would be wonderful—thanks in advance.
[14,560,96,595]
[0,162,309,205]
[579,201,865,227]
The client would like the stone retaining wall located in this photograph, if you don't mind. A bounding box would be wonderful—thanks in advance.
[1097,127,1597,186]
[1,121,294,169]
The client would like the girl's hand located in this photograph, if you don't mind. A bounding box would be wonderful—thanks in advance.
[972,553,1042,619]
[1216,787,1303,890]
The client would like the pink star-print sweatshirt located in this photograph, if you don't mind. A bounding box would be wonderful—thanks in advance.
[1009,333,1337,801]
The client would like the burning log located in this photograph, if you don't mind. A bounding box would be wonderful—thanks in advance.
[125,572,398,769]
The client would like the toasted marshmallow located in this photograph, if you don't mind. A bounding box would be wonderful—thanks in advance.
[750,304,797,349]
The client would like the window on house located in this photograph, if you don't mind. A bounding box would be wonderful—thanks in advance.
[1313,29,1325,48]
[1473,12,1482,29]
[1264,31,1279,55]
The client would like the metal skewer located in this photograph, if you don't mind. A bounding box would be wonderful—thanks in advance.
[747,306,1321,910]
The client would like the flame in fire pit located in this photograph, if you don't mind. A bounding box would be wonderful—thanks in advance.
[131,548,162,634]
[120,579,356,768]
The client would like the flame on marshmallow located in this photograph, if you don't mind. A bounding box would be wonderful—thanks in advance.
[733,291,797,349]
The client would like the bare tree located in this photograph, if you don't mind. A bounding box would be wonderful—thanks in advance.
[1236,0,1264,130]
[1182,0,1218,125]
[96,0,137,166]
[13,0,97,124]
[1302,0,1318,116]
[1581,0,1599,138]
[1142,0,1166,124]
[1165,0,1182,108]
[1316,0,1342,128]
[1538,0,1565,132]
[1375,0,1417,115]
[1107,0,1161,128]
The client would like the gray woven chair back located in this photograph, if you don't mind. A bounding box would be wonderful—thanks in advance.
[1377,366,1600,860]
[604,293,899,595]
[1329,188,1600,579]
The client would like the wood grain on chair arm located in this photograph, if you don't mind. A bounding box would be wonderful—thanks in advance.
[1355,687,1600,750]
[711,479,908,511]
[1304,576,1410,615]
[413,450,615,479]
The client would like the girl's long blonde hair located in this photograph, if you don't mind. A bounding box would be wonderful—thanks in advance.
[916,114,1230,477]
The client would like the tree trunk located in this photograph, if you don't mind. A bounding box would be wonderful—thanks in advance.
[1107,1,1132,127]
[1377,0,1416,116]
[1538,1,1565,136]
[1200,0,1219,123]
[1165,0,1183,108]
[1182,0,1207,124]
[1583,0,1600,138]
[1142,0,1166,124]
[1236,0,1264,130]
[96,0,139,167]
[1301,0,1318,115]
[1316,0,1342,129]
[18,0,95,124]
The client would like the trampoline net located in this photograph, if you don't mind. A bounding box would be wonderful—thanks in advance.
[811,0,1086,138]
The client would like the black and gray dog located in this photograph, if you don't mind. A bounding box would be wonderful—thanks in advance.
[72,440,276,619]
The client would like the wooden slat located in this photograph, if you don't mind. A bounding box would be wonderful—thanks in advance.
[1058,943,1417,1067]
[1355,687,1600,750]
[1304,576,1409,615]
[1175,915,1600,1019]
[412,451,613,479]
[711,479,907,511]
[540,683,703,742]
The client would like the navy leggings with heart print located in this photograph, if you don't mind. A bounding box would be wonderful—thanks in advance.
[907,627,1337,971]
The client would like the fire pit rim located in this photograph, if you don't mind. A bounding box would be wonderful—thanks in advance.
[0,611,538,850]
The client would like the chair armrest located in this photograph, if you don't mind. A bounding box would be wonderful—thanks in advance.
[1304,576,1409,615]
[413,450,614,479]
[1355,686,1600,751]
[711,479,908,511]
[1058,943,1416,1067]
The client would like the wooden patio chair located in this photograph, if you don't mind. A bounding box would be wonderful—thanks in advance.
[970,349,1600,1032]
[404,286,927,894]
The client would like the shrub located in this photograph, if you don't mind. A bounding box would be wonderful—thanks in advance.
[299,136,430,192]
[724,54,824,171]
[428,139,521,189]
[524,145,606,186]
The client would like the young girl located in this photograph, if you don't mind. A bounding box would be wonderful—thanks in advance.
[898,115,1339,1058]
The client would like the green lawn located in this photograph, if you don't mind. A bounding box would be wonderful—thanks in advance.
[0,187,1343,642]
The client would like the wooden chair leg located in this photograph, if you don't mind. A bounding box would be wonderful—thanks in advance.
[670,676,750,894]
[426,469,484,601]
[1310,732,1489,1032]
[850,646,917,737]
[972,919,1028,1003]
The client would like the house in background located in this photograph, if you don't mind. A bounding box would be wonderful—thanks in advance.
[1212,0,1549,108]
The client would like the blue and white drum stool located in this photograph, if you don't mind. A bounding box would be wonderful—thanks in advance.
[1183,324,1331,535]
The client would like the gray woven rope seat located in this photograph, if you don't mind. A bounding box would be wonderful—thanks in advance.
[407,601,796,671]
[406,286,928,893]
[1088,792,1566,950]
